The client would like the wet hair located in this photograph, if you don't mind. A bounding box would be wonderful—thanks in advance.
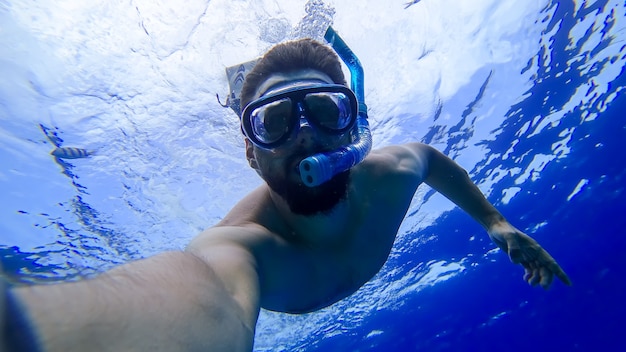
[240,38,347,111]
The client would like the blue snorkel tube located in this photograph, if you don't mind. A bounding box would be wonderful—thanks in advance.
[299,26,372,187]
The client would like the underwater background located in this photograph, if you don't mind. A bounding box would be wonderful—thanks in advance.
[1,0,624,350]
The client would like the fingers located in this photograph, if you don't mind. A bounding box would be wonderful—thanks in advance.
[523,267,532,282]
[523,266,549,288]
[539,267,554,289]
[497,230,571,288]
[551,263,572,286]
[521,260,570,289]
[522,262,540,286]
[527,265,542,287]
[512,243,571,289]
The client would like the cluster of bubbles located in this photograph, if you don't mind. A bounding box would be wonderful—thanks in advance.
[290,0,336,41]
[259,17,291,43]
[258,0,336,44]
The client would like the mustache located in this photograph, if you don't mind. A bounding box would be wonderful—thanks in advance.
[290,142,329,159]
[285,144,325,171]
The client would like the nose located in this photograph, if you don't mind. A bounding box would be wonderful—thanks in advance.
[290,102,315,147]
[294,116,316,147]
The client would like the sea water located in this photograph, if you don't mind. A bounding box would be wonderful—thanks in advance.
[1,0,624,351]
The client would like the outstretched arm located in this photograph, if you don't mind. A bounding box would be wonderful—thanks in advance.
[402,142,571,288]
[8,244,260,352]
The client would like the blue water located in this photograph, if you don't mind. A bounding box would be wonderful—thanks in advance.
[1,0,625,351]
[315,2,626,350]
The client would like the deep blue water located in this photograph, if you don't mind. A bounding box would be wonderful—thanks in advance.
[312,92,626,351]
[1,0,625,351]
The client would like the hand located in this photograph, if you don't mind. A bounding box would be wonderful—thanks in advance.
[487,222,571,289]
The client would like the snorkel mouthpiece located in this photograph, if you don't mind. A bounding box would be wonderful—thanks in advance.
[299,117,372,186]
[299,154,332,186]
[299,26,372,187]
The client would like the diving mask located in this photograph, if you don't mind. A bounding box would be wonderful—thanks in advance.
[241,82,358,149]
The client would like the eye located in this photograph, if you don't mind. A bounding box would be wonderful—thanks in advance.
[251,98,292,142]
[305,92,352,130]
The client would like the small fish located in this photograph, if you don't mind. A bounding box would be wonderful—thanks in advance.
[404,0,422,9]
[50,147,92,159]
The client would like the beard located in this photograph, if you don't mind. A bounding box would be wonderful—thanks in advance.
[264,163,350,216]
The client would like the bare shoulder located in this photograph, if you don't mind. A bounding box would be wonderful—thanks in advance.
[358,142,431,181]
[343,142,431,206]
[187,186,287,261]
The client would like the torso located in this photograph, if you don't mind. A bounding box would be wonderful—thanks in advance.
[210,148,423,313]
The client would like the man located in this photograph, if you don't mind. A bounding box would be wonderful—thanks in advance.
[4,38,570,352]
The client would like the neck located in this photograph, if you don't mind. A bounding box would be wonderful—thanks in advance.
[268,188,294,219]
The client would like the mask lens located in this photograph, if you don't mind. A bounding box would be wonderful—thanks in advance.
[250,98,292,144]
[304,92,354,131]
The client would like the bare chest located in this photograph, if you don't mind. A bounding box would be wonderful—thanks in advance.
[259,199,402,313]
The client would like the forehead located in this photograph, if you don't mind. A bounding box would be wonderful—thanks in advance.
[253,69,334,100]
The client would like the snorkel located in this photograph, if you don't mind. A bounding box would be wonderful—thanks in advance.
[298,26,372,187]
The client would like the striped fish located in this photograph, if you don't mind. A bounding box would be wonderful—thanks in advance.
[50,147,92,159]
[404,0,422,9]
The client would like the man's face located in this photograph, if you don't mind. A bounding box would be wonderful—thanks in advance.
[245,70,353,215]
